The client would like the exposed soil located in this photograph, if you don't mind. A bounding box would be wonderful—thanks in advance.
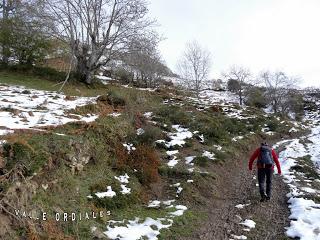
[180,143,291,240]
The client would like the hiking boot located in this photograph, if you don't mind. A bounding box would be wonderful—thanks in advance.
[260,194,267,202]
[266,196,271,201]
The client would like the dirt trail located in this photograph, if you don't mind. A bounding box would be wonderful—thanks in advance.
[181,145,290,240]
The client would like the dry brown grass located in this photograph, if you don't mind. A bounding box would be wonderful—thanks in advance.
[42,220,75,240]
[116,144,160,185]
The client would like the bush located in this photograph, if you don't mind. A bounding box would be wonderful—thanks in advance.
[245,87,267,108]
[158,166,192,178]
[115,144,160,185]
[155,105,190,126]
[191,116,229,144]
[135,125,164,145]
[286,91,304,120]
[193,156,209,167]
[89,180,139,210]
[222,118,247,135]
[2,141,49,175]
[227,79,240,92]
[265,118,279,132]
[106,90,126,108]
[112,68,133,84]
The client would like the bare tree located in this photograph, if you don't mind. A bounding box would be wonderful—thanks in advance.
[260,70,299,114]
[223,65,251,105]
[121,36,170,88]
[38,0,156,84]
[177,41,212,97]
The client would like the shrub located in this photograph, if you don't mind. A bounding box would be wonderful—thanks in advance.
[112,68,133,84]
[2,140,49,175]
[265,118,279,132]
[158,166,192,178]
[191,116,228,144]
[245,87,267,108]
[227,79,240,92]
[155,105,190,126]
[193,156,209,167]
[136,125,164,145]
[89,179,139,210]
[106,90,126,108]
[115,144,160,185]
[222,118,247,135]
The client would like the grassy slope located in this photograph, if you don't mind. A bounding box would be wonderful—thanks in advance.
[0,72,299,239]
[0,71,110,97]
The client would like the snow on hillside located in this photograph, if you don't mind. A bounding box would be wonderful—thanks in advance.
[274,101,320,240]
[0,84,98,136]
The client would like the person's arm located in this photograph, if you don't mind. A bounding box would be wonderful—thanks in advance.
[272,149,281,174]
[249,148,260,170]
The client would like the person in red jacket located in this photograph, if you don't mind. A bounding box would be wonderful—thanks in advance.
[248,142,281,202]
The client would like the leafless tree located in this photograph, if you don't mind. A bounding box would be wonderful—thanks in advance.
[121,36,171,88]
[260,70,299,114]
[223,65,251,105]
[177,41,212,97]
[37,0,157,84]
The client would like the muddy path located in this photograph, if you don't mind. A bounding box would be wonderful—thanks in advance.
[181,144,291,240]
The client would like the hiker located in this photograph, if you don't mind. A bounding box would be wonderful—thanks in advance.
[248,142,281,202]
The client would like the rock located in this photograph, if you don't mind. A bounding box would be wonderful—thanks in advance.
[21,90,31,94]
[12,109,21,116]
[67,140,91,174]
[210,105,223,112]
[91,227,107,239]
[65,95,76,101]
[41,184,49,191]
[97,95,108,102]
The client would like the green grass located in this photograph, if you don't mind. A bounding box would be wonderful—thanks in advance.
[0,71,111,96]
[0,71,59,91]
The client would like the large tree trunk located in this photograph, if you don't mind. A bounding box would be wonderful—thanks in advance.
[1,0,10,64]
[75,55,93,84]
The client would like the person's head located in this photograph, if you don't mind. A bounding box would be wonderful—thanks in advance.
[261,138,268,146]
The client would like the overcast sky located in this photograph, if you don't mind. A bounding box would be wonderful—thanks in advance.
[149,0,320,87]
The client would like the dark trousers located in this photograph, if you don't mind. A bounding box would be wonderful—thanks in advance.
[258,168,273,198]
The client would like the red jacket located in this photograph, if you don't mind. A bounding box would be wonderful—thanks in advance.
[248,147,281,174]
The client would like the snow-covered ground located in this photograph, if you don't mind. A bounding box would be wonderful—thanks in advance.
[0,84,97,135]
[103,199,188,240]
[274,108,320,240]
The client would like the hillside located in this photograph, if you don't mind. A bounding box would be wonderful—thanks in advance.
[0,74,319,240]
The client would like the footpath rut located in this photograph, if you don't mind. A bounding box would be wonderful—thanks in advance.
[181,145,290,240]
